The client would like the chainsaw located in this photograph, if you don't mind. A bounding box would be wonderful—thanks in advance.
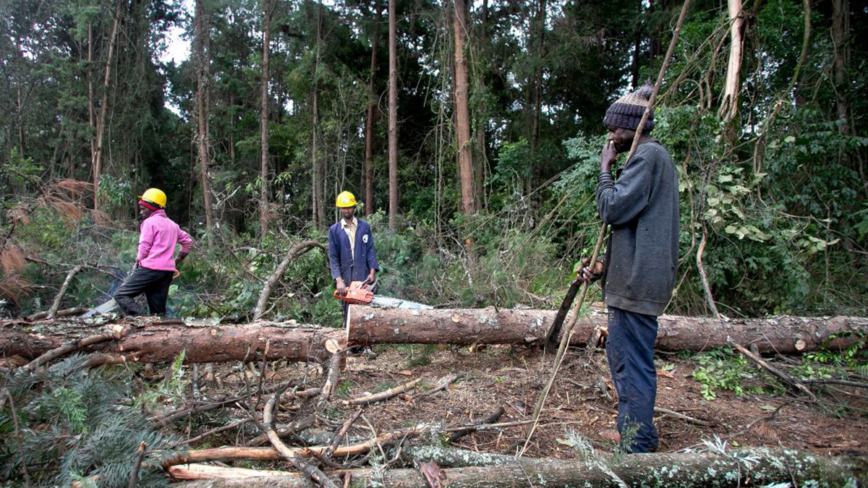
[333,279,432,310]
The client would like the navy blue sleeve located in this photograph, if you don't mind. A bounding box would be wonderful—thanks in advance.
[327,226,342,280]
[366,224,379,272]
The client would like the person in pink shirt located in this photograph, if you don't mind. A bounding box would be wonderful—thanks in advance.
[114,188,194,316]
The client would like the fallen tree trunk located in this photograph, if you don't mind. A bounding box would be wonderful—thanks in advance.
[0,320,341,364]
[171,447,859,487]
[3,312,866,364]
[347,307,868,353]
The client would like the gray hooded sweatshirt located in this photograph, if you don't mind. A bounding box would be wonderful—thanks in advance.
[595,139,680,317]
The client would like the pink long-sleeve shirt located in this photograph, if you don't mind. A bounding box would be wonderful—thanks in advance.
[137,210,194,272]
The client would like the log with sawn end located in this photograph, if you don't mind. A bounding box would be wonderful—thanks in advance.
[346,306,868,353]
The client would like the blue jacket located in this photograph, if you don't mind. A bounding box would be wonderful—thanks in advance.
[328,219,379,283]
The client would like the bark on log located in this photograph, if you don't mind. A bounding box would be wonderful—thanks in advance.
[347,307,868,353]
[1,320,340,364]
[170,447,859,487]
[4,312,867,364]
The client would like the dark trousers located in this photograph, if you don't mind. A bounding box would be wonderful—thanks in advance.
[114,267,174,316]
[606,306,659,453]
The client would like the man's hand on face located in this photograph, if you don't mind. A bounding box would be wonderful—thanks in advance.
[601,138,618,173]
[336,277,347,296]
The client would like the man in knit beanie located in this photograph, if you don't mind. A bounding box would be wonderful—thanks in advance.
[578,84,680,453]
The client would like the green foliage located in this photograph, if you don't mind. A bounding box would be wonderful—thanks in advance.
[692,348,755,400]
[0,355,180,486]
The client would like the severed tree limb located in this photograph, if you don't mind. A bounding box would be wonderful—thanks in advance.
[324,409,362,459]
[654,407,710,426]
[697,232,721,318]
[318,351,344,406]
[170,447,859,487]
[417,373,461,399]
[22,327,122,373]
[263,386,339,488]
[162,425,430,468]
[47,265,83,319]
[27,306,89,321]
[800,378,868,389]
[128,441,146,488]
[343,378,422,406]
[447,406,505,443]
[253,240,325,321]
[728,339,817,401]
[247,413,316,447]
[175,419,252,448]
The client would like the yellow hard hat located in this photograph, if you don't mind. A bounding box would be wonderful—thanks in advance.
[138,188,167,209]
[335,191,357,208]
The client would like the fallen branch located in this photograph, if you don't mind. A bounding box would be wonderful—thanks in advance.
[343,378,422,406]
[324,409,362,459]
[170,447,859,487]
[654,407,710,426]
[447,406,505,443]
[263,386,338,488]
[254,240,325,321]
[728,339,817,401]
[163,425,430,467]
[22,328,121,373]
[128,441,146,488]
[47,265,84,319]
[26,306,88,321]
[247,413,316,447]
[176,419,252,448]
[318,351,344,406]
[418,373,461,399]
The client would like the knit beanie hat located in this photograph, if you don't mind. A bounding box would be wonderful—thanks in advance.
[603,84,654,132]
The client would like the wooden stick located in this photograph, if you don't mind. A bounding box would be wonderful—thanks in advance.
[163,425,430,467]
[324,409,362,459]
[418,373,461,399]
[263,387,338,488]
[176,419,252,448]
[344,378,422,406]
[47,265,83,319]
[522,0,693,457]
[728,339,817,401]
[448,406,505,443]
[654,407,710,426]
[247,413,315,447]
[318,351,344,406]
[22,329,120,373]
[128,441,146,488]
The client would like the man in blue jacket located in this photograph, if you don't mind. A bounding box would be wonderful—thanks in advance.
[328,191,379,333]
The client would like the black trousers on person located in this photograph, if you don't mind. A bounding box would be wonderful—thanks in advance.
[114,267,174,316]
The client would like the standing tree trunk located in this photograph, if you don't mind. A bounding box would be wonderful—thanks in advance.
[718,0,744,123]
[87,22,95,168]
[259,0,272,238]
[92,0,124,211]
[474,0,488,212]
[831,0,850,132]
[311,4,324,230]
[452,0,475,217]
[387,0,399,229]
[364,2,381,216]
[194,0,213,236]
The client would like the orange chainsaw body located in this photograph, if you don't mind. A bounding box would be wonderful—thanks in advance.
[333,281,374,305]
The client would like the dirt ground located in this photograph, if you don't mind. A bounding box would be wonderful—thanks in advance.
[209,343,868,460]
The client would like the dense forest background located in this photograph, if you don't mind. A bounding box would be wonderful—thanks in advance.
[1,0,866,324]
